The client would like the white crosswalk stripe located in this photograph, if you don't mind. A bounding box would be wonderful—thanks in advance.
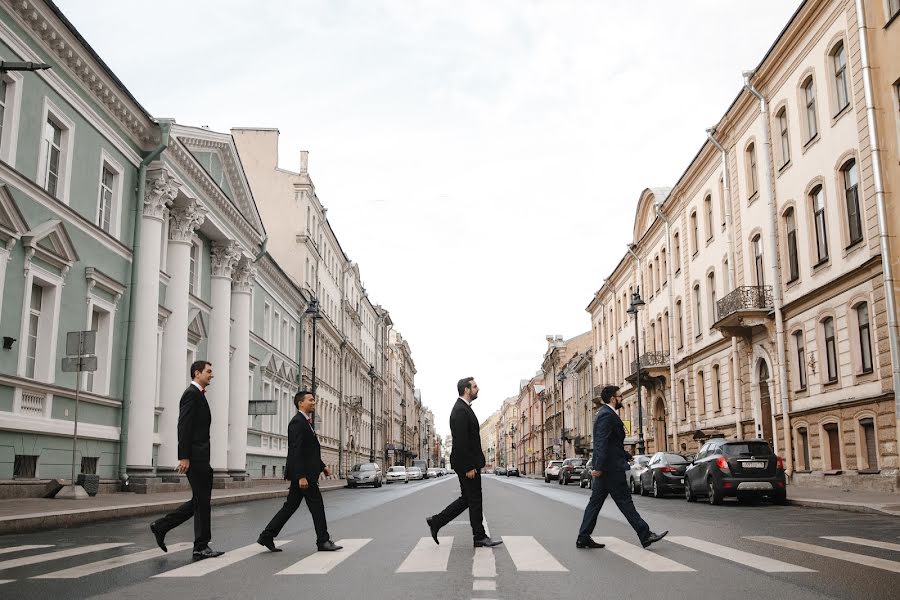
[0,543,132,570]
[0,580,13,584]
[277,539,371,575]
[592,537,694,572]
[32,543,193,578]
[396,536,453,573]
[153,540,290,578]
[0,545,54,557]
[746,536,900,574]
[502,536,567,572]
[472,547,496,577]
[666,536,813,573]
[821,536,900,552]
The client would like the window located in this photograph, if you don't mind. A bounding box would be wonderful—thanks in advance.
[654,256,661,291]
[0,78,7,150]
[25,283,42,379]
[696,370,705,415]
[704,195,714,241]
[793,330,807,390]
[690,212,699,254]
[746,143,758,198]
[776,108,790,167]
[80,456,98,475]
[189,239,200,296]
[831,42,849,112]
[811,185,829,263]
[823,422,841,470]
[14,455,38,478]
[97,164,115,233]
[823,317,838,382]
[797,427,810,470]
[718,177,726,229]
[784,208,800,282]
[857,303,873,374]
[693,284,702,338]
[676,300,684,349]
[263,302,271,342]
[42,118,62,198]
[859,417,878,471]
[0,71,22,164]
[673,232,681,272]
[803,77,818,141]
[661,248,667,285]
[842,160,862,245]
[712,364,721,411]
[752,235,765,286]
[679,379,687,420]
[708,272,717,325]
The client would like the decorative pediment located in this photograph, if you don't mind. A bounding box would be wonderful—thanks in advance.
[187,309,208,346]
[0,185,29,252]
[85,267,126,305]
[22,219,79,276]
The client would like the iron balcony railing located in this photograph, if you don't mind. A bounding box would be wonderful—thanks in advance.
[630,351,670,375]
[716,285,774,321]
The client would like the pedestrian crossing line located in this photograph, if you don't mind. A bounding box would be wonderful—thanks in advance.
[746,536,900,574]
[32,543,194,579]
[472,547,496,577]
[152,540,291,578]
[0,580,12,584]
[0,545,55,557]
[821,536,900,553]
[502,536,567,572]
[473,579,496,591]
[396,536,454,573]
[276,538,371,575]
[591,537,694,572]
[0,543,132,571]
[666,536,813,573]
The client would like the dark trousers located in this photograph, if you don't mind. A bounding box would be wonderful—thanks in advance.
[578,471,650,542]
[431,472,486,540]
[155,462,213,551]
[260,480,330,545]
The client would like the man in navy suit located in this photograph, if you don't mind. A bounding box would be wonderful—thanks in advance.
[576,385,667,549]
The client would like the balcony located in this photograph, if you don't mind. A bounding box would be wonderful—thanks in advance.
[713,286,774,338]
[626,351,670,389]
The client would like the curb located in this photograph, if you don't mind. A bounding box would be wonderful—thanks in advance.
[787,497,900,517]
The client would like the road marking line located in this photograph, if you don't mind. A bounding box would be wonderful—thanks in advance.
[153,540,290,577]
[0,580,13,584]
[0,545,54,556]
[473,547,496,577]
[396,536,454,573]
[821,536,900,552]
[746,536,900,574]
[33,543,193,578]
[449,520,470,525]
[277,539,371,575]
[592,537,694,572]
[473,579,497,591]
[0,543,132,570]
[502,536,567,572]
[666,536,813,573]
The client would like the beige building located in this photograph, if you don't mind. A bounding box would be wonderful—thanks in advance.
[518,374,545,475]
[540,332,592,461]
[479,412,499,469]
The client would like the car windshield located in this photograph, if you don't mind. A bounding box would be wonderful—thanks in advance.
[663,454,689,464]
[388,466,405,472]
[568,459,585,466]
[637,456,650,464]
[360,464,376,471]
[550,461,563,467]
[722,442,773,457]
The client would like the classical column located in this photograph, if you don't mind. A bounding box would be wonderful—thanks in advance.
[157,200,206,481]
[208,240,241,480]
[227,260,255,480]
[126,168,179,480]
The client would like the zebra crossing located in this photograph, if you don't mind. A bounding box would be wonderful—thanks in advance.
[0,533,898,583]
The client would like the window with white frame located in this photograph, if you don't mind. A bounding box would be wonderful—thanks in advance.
[19,272,61,385]
[823,316,838,383]
[746,143,759,198]
[857,302,873,374]
[673,232,681,272]
[842,159,862,246]
[693,284,702,338]
[831,42,849,113]
[690,211,699,255]
[42,118,63,198]
[0,71,22,165]
[704,195,714,241]
[188,238,201,296]
[97,163,116,234]
[25,283,42,379]
[811,185,829,264]
[707,272,717,326]
[752,235,765,286]
[85,303,112,394]
[264,302,271,342]
[776,108,791,167]
[793,330,807,390]
[802,77,818,142]
[785,208,800,283]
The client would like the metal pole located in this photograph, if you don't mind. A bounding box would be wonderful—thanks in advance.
[635,309,645,455]
[70,359,82,487]
[310,313,317,429]
[370,372,375,463]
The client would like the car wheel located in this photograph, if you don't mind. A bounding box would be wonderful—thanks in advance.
[579,478,585,488]
[707,479,723,505]
[375,479,382,488]
[545,476,550,483]
[640,478,649,496]
[630,477,638,494]
[652,477,663,499]
[404,480,409,484]
[685,479,697,502]
[772,492,788,506]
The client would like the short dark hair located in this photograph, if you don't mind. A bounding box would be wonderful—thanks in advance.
[294,390,314,410]
[457,377,474,397]
[600,385,620,404]
[190,360,211,380]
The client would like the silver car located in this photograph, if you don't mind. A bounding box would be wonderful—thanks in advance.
[627,455,652,494]
[407,466,424,481]
[386,465,408,484]
[348,462,382,488]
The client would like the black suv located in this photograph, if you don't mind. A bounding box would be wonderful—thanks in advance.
[558,458,586,485]
[684,438,787,505]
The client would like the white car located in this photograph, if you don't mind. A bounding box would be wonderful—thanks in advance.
[386,465,408,484]
[427,468,440,478]
[407,467,424,480]
[544,460,564,483]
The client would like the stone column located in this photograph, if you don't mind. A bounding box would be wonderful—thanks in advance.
[227,261,255,480]
[208,240,241,481]
[126,168,179,482]
[157,200,206,481]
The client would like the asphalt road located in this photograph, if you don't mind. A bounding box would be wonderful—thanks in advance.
[1,474,898,600]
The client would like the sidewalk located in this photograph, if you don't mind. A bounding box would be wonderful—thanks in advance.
[0,479,347,535]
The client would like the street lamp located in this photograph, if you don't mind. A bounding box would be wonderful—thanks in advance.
[509,423,516,470]
[627,290,646,455]
[557,371,567,458]
[368,364,376,463]
[304,299,322,429]
[0,61,51,74]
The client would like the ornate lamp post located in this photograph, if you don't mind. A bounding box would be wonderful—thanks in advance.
[368,364,376,462]
[304,299,321,428]
[627,290,647,455]
[557,371,567,458]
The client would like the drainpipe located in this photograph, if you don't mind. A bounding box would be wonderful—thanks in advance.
[118,119,174,484]
[707,127,744,440]
[625,244,644,445]
[654,201,679,452]
[743,71,793,475]
[855,0,900,437]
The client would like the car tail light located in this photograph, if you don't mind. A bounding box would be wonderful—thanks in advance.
[776,456,785,471]
[716,456,730,473]
[659,466,675,473]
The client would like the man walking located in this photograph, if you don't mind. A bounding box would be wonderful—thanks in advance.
[257,390,342,553]
[150,361,224,560]
[576,385,667,549]
[426,377,502,548]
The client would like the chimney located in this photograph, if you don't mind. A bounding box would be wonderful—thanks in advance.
[300,150,309,174]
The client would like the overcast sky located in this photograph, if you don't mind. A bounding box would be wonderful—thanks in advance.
[57,0,801,438]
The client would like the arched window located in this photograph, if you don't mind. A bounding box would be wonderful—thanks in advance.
[842,159,862,245]
[752,235,765,286]
[654,256,661,291]
[690,211,699,254]
[693,284,702,337]
[704,195,714,241]
[718,177,727,229]
[675,300,684,349]
[802,76,818,141]
[793,330,807,390]
[857,302,873,374]
[831,42,849,112]
[776,107,791,167]
[679,379,688,421]
[746,143,759,198]
[661,248,668,285]
[785,208,800,282]
[811,185,829,263]
[696,370,706,415]
[708,271,717,325]
[823,316,838,382]
[712,364,721,412]
[673,232,681,272]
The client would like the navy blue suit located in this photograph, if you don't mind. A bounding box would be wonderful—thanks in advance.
[577,404,650,542]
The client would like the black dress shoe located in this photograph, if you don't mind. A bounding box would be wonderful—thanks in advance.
[317,540,343,552]
[149,521,167,553]
[473,537,503,548]
[192,547,225,560]
[257,536,282,552]
[640,530,668,548]
[426,516,440,545]
[576,538,606,549]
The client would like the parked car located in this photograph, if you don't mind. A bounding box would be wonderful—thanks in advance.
[639,452,689,498]
[627,454,652,494]
[412,459,429,478]
[427,468,441,478]
[579,460,594,489]
[495,466,507,476]
[544,460,564,483]
[385,465,408,484]
[438,468,447,476]
[406,466,424,481]
[348,463,382,488]
[684,438,787,505]
[558,458,586,485]
[506,466,520,477]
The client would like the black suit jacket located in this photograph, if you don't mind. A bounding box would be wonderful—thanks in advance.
[285,411,326,483]
[449,398,486,473]
[177,384,211,462]
[591,405,630,473]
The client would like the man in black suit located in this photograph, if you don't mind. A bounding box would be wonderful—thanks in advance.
[426,377,502,548]
[150,360,225,560]
[576,385,667,550]
[257,390,342,552]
